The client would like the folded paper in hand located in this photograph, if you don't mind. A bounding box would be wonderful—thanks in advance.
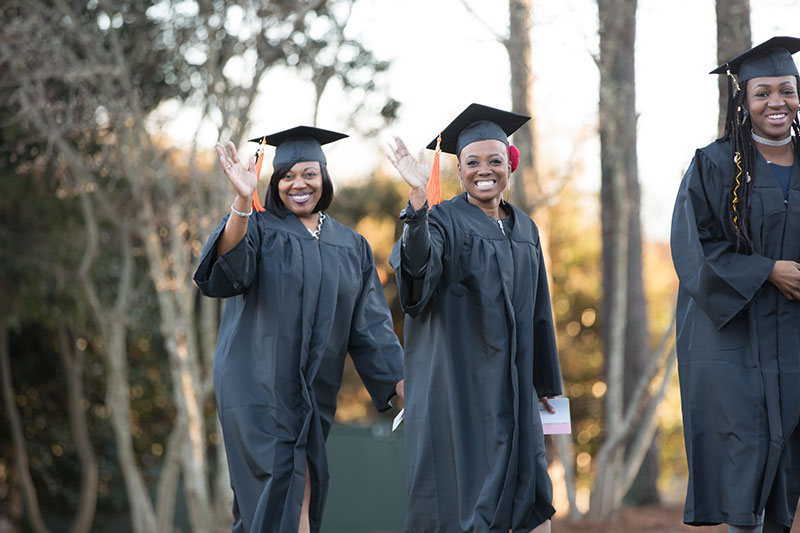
[392,408,404,432]
[394,399,570,434]
[539,397,571,435]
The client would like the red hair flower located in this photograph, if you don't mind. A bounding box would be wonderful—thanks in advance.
[508,144,520,172]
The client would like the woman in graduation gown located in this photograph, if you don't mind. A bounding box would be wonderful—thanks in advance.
[194,126,404,533]
[671,37,800,533]
[387,104,562,533]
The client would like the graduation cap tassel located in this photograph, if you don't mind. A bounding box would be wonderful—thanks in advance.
[427,133,442,208]
[252,136,267,212]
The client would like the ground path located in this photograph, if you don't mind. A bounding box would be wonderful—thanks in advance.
[553,505,800,532]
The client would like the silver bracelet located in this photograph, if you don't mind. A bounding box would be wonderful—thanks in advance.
[230,202,253,218]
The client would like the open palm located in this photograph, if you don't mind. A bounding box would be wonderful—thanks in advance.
[387,136,428,190]
[217,141,257,199]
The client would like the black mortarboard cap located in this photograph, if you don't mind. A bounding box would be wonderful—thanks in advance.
[249,125,347,166]
[426,103,530,156]
[710,36,800,82]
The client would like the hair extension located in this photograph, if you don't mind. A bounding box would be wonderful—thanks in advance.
[724,81,757,253]
[792,76,800,159]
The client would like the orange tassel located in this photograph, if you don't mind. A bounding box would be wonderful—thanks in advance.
[252,136,266,212]
[427,133,442,208]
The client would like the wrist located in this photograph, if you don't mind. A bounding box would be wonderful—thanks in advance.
[409,186,427,210]
[231,202,253,218]
[233,194,251,211]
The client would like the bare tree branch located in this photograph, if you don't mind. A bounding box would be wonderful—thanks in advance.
[56,325,98,533]
[0,319,49,533]
[615,347,677,504]
[458,0,507,43]
[156,423,185,532]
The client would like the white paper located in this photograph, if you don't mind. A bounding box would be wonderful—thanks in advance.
[392,408,404,432]
[539,397,572,434]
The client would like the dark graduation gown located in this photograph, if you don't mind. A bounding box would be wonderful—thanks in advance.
[194,210,403,533]
[671,139,800,528]
[390,194,562,533]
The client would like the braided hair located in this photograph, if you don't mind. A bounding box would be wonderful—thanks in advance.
[720,75,800,253]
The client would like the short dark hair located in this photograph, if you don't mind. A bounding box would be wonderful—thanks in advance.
[264,160,334,217]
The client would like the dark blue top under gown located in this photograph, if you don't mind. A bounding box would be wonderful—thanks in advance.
[671,140,800,528]
[194,210,403,533]
[391,194,562,533]
[768,161,792,201]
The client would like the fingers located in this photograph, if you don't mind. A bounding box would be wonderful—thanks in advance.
[217,142,235,174]
[383,144,399,167]
[393,135,409,153]
[539,397,556,414]
[228,141,240,164]
[247,154,256,173]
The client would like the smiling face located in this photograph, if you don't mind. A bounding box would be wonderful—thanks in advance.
[457,139,511,206]
[745,75,799,140]
[277,161,323,220]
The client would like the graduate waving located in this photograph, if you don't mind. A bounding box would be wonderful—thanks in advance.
[195,127,404,533]
[388,104,562,533]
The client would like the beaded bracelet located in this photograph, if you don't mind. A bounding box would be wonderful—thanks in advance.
[231,203,253,217]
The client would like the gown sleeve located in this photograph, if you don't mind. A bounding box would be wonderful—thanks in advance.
[347,236,404,412]
[193,214,261,298]
[389,202,450,317]
[670,150,775,329]
[532,243,563,398]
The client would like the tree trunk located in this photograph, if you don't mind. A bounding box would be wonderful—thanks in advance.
[716,0,751,137]
[0,319,49,533]
[56,326,99,533]
[139,196,213,533]
[105,321,159,532]
[156,424,184,532]
[591,0,658,517]
[199,296,235,529]
[77,195,157,533]
[505,0,535,213]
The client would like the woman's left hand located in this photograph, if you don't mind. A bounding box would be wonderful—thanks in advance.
[395,380,404,401]
[538,397,556,414]
[767,260,800,300]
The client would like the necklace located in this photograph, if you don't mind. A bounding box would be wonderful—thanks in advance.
[752,131,793,146]
[308,212,326,240]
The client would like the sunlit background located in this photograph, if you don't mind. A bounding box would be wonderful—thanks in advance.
[3,0,800,531]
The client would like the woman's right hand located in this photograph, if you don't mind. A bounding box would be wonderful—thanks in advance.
[217,141,257,200]
[768,260,800,300]
[387,136,429,210]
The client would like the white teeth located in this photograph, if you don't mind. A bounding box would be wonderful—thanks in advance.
[475,180,496,189]
[767,114,787,119]
[291,193,311,201]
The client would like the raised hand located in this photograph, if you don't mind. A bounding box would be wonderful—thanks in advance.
[217,141,257,200]
[387,136,430,210]
[387,136,429,189]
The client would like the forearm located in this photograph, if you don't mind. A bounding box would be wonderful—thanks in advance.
[216,195,252,257]
[400,202,431,277]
